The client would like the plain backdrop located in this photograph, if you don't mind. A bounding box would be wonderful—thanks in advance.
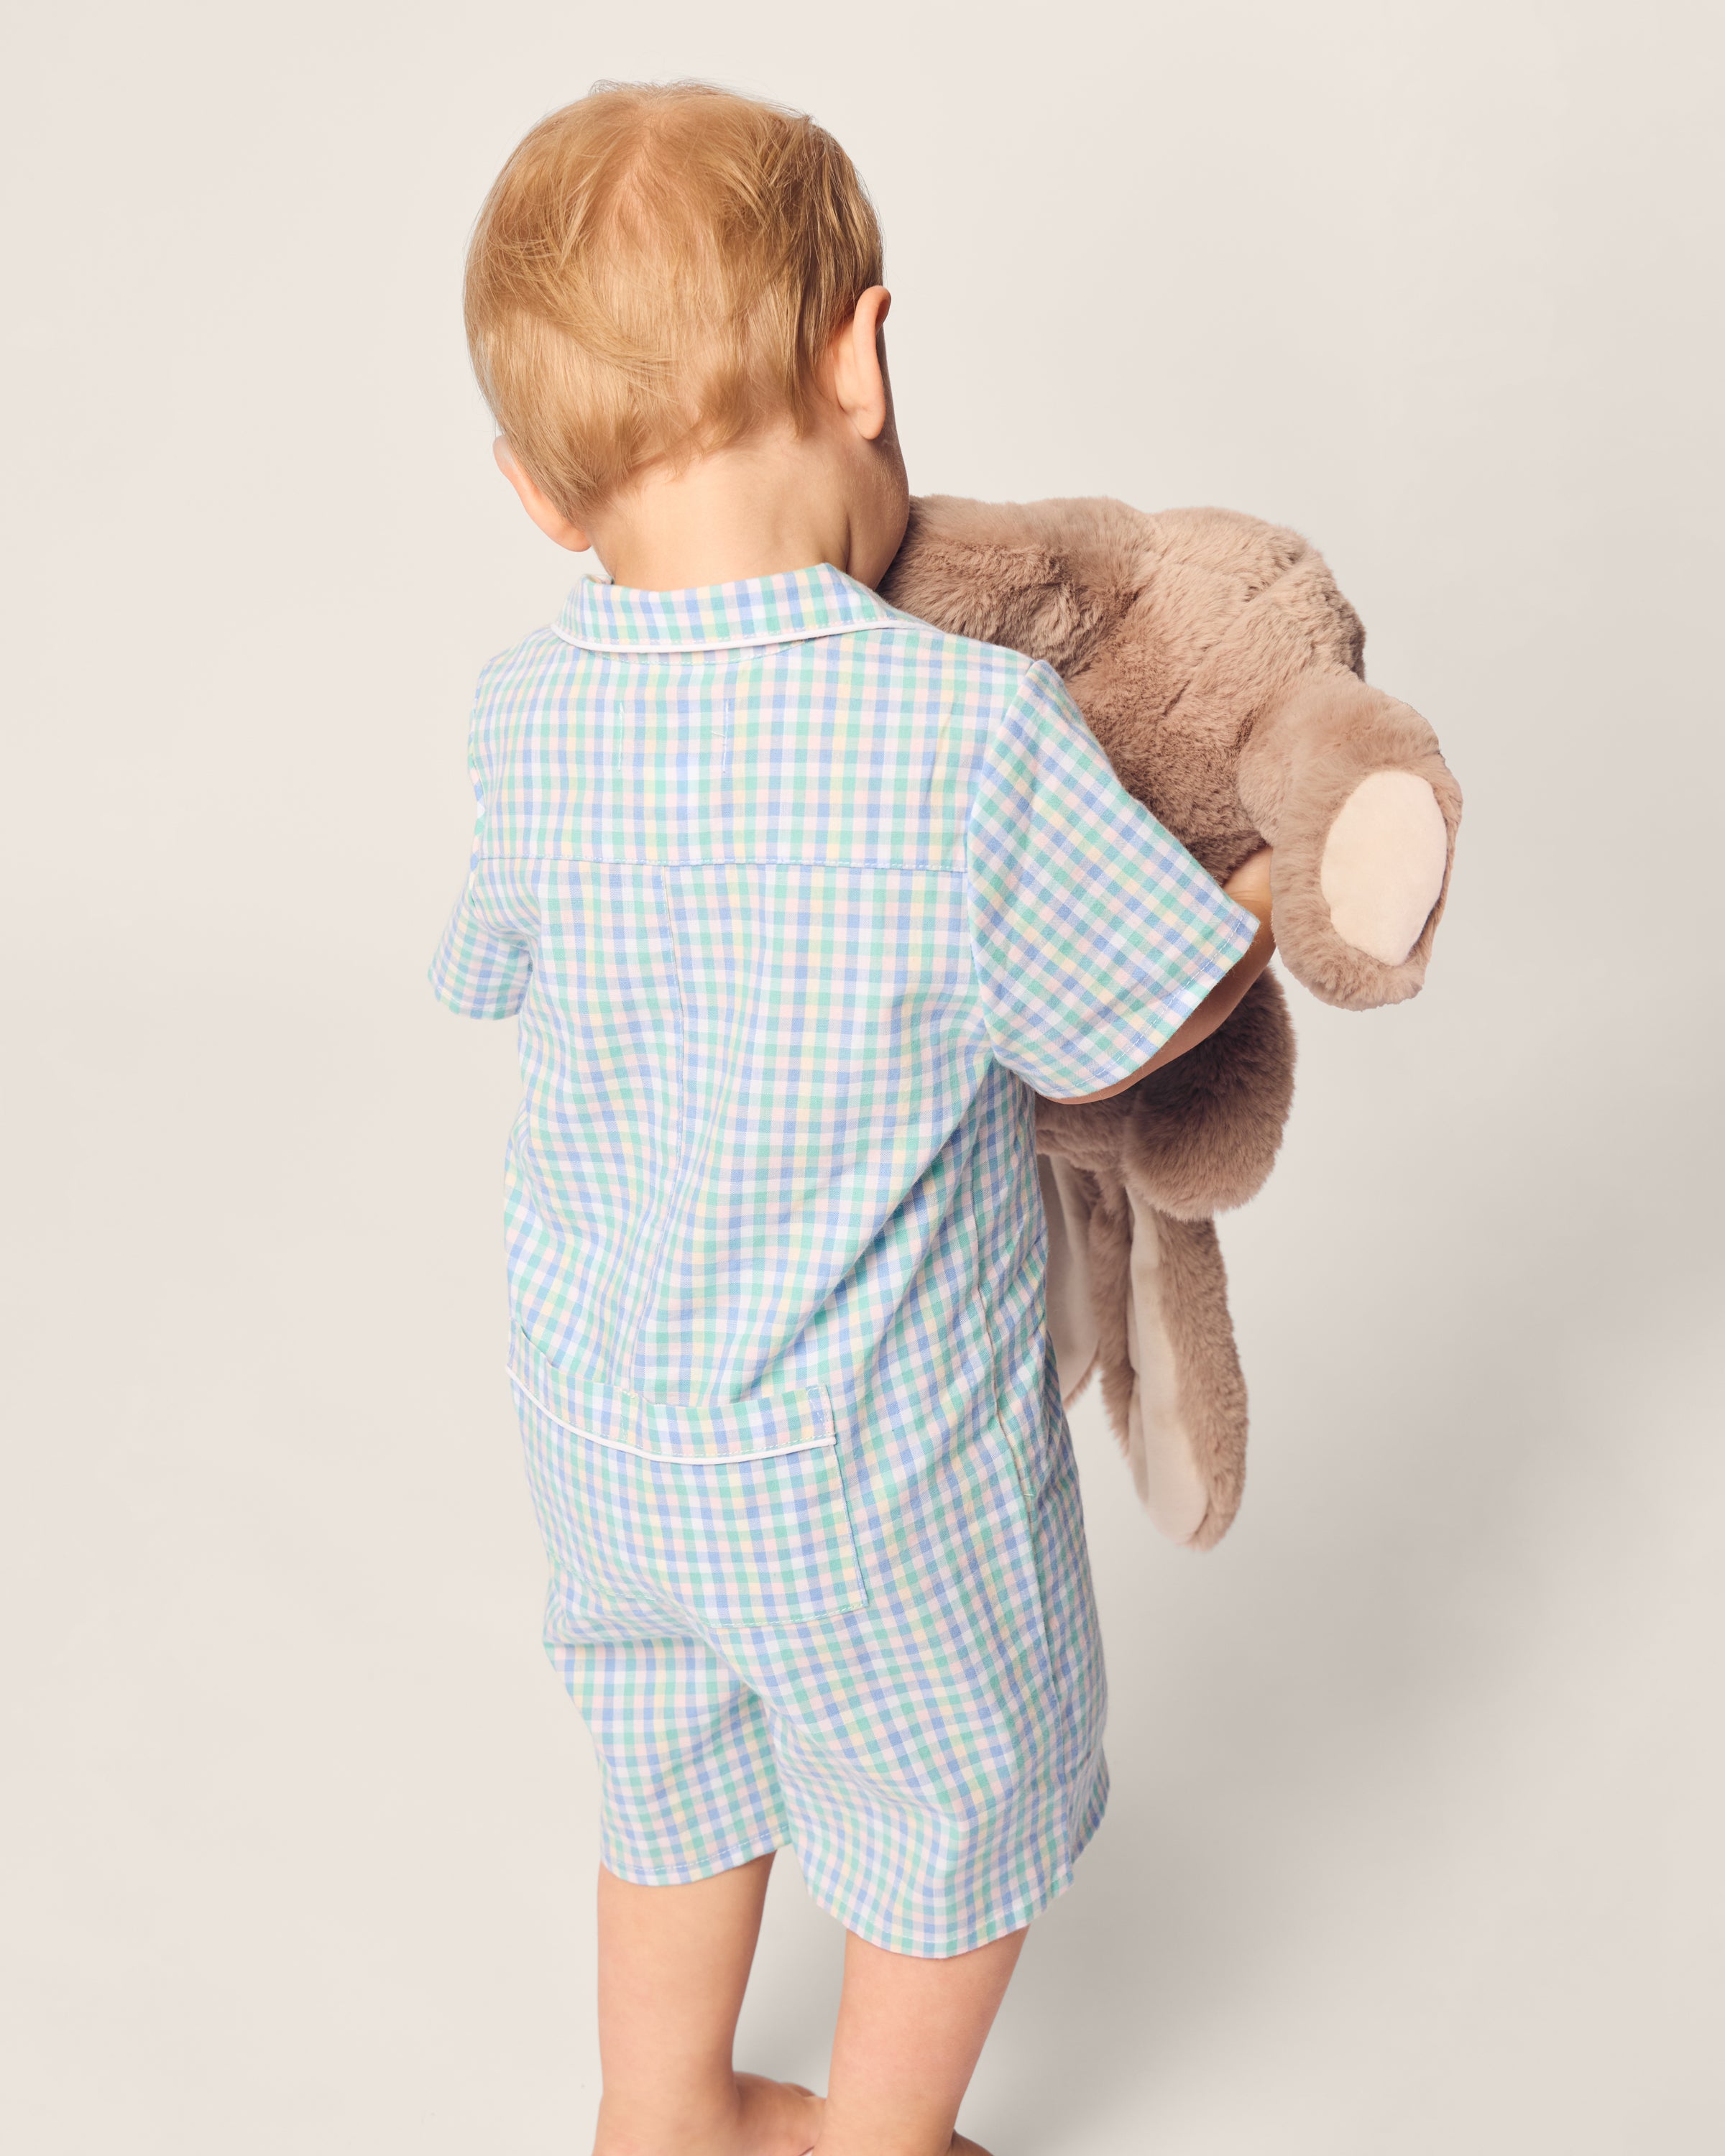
[4,3,1723,2152]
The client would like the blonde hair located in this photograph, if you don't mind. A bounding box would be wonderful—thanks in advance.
[464,82,884,516]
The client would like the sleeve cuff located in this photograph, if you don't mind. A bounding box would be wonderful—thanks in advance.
[1041,893,1259,1099]
[426,900,533,1020]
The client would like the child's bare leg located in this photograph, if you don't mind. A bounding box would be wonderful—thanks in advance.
[812,1924,1029,2156]
[594,1853,821,2156]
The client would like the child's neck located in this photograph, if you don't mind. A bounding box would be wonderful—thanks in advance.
[584,419,901,594]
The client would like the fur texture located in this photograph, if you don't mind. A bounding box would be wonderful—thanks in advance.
[1034,968,1295,1220]
[881,494,1461,1547]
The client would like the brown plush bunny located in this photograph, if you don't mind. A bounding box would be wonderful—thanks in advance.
[880,496,1462,1549]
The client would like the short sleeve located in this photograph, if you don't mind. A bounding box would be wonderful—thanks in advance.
[965,662,1258,1099]
[427,755,533,1021]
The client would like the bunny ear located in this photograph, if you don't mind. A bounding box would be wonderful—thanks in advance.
[880,495,1122,671]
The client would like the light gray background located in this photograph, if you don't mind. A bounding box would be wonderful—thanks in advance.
[5,3,1722,2151]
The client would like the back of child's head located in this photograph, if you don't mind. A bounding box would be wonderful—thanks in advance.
[465,82,883,520]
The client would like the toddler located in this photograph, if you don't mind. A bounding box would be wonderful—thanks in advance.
[431,81,1274,2156]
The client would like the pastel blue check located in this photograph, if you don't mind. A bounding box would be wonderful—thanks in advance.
[431,562,1256,1954]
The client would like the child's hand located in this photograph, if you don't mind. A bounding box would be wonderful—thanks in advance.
[1223,845,1274,923]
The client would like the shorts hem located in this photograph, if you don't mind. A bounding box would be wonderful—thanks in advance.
[599,1830,792,1888]
[794,1749,1110,1959]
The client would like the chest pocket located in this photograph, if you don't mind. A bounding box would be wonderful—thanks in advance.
[507,1328,868,1629]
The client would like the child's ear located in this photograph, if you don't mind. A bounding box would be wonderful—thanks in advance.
[831,287,892,441]
[494,437,592,552]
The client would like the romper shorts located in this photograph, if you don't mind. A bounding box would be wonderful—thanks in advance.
[507,1325,1109,1958]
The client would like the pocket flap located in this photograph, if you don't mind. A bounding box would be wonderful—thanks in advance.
[507,1327,836,1465]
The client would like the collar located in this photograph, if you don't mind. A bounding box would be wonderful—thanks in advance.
[552,561,900,654]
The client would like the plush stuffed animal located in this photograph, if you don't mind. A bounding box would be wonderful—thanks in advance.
[880,496,1462,1549]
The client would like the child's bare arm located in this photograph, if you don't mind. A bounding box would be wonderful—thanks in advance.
[1052,847,1275,1104]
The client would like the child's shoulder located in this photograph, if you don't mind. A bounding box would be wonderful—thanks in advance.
[475,621,565,699]
[862,598,1047,715]
[464,601,1051,765]
[463,622,568,755]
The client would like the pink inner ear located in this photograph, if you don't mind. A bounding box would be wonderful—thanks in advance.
[1122,1187,1210,1544]
[1318,772,1450,964]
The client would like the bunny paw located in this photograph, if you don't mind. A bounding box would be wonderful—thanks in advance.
[1317,770,1450,965]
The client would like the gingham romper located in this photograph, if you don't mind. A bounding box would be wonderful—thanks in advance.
[430,563,1255,1956]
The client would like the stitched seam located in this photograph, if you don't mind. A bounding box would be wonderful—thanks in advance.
[474,854,966,872]
[550,618,893,655]
[507,1370,834,1462]
[472,855,967,872]
[626,865,689,1378]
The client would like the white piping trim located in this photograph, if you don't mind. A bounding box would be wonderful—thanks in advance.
[549,617,892,655]
[507,1368,834,1462]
